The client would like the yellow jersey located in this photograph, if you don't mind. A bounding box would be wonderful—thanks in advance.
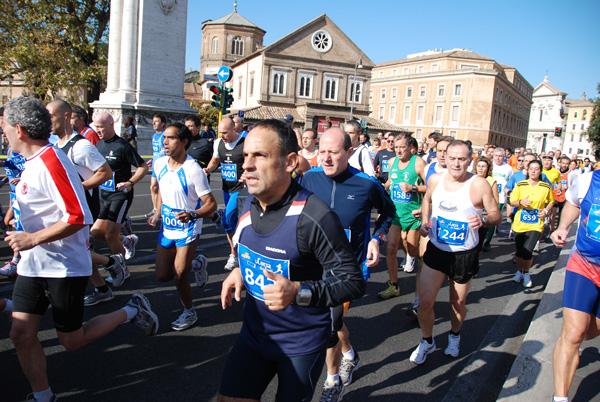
[510,180,554,233]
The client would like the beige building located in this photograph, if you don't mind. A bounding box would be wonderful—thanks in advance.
[200,5,265,86]
[562,95,595,159]
[228,14,376,133]
[370,49,533,149]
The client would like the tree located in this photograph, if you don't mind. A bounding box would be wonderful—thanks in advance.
[191,102,221,129]
[0,0,110,103]
[587,83,600,158]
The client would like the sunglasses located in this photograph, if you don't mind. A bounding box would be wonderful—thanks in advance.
[543,156,553,159]
[517,159,523,162]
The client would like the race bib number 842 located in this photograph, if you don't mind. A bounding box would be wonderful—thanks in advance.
[238,244,290,301]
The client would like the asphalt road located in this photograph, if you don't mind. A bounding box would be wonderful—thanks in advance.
[0,172,561,402]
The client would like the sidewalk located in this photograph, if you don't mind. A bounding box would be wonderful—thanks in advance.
[498,233,600,401]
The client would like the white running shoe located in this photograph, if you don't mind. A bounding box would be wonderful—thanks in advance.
[193,254,209,288]
[127,293,159,335]
[107,265,130,284]
[105,254,126,287]
[444,334,460,358]
[84,288,114,306]
[224,253,238,271]
[513,270,523,283]
[319,380,344,402]
[398,256,407,272]
[404,256,416,273]
[522,272,533,288]
[145,208,156,218]
[410,339,436,365]
[122,234,138,260]
[170,309,197,331]
[533,241,540,253]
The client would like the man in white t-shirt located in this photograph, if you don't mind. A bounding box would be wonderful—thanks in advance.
[344,120,375,177]
[482,147,513,251]
[5,97,158,402]
[148,124,217,331]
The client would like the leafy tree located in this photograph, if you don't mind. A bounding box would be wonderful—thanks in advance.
[0,0,110,103]
[191,102,221,129]
[587,83,600,157]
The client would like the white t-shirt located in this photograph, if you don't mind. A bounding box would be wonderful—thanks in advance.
[492,163,513,203]
[155,155,212,239]
[349,144,375,177]
[61,134,106,192]
[566,171,592,209]
[16,144,93,278]
[212,137,242,159]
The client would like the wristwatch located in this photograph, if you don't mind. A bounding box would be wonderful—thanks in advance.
[412,185,417,192]
[296,284,312,306]
[482,216,489,226]
[188,211,198,222]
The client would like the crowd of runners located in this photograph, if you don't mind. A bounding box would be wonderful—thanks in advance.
[0,97,598,402]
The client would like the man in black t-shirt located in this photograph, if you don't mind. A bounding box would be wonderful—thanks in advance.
[91,112,148,265]
[373,133,397,184]
[184,115,212,168]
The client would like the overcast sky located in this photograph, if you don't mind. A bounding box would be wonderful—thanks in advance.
[186,0,600,100]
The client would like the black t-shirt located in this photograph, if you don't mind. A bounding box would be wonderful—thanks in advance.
[187,134,212,167]
[218,137,245,193]
[96,135,145,184]
[373,149,396,183]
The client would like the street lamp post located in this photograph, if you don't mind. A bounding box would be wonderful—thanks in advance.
[349,53,363,120]
[7,76,13,101]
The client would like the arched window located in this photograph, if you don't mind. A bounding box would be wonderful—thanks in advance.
[232,36,243,56]
[212,37,219,54]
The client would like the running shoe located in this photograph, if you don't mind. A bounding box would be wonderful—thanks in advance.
[122,234,139,260]
[522,272,533,288]
[212,209,223,229]
[105,254,126,287]
[319,380,344,402]
[378,281,400,300]
[533,241,541,253]
[224,253,238,271]
[107,265,131,284]
[403,257,416,273]
[145,208,156,218]
[122,216,133,236]
[84,287,115,306]
[508,229,514,240]
[398,256,407,272]
[512,270,523,283]
[26,393,57,402]
[410,339,436,365]
[444,334,461,358]
[193,254,209,288]
[339,352,362,386]
[170,309,198,331]
[127,293,159,335]
[0,261,17,277]
[405,302,419,320]
[481,242,491,252]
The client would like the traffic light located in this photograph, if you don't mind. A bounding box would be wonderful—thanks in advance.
[209,84,222,109]
[222,87,234,114]
[554,127,562,137]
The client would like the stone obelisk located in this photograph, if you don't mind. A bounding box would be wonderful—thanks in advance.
[91,0,194,154]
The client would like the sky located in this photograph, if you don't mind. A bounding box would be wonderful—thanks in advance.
[185,0,599,100]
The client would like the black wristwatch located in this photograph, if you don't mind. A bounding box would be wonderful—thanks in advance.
[189,211,198,222]
[296,284,312,306]
[412,185,417,192]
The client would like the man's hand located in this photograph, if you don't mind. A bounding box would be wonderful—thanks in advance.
[551,228,569,248]
[420,222,431,237]
[412,208,422,219]
[175,211,192,223]
[467,214,483,230]
[399,182,412,193]
[365,238,380,267]
[5,231,36,252]
[221,268,244,310]
[262,270,299,311]
[146,159,153,167]
[147,213,160,228]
